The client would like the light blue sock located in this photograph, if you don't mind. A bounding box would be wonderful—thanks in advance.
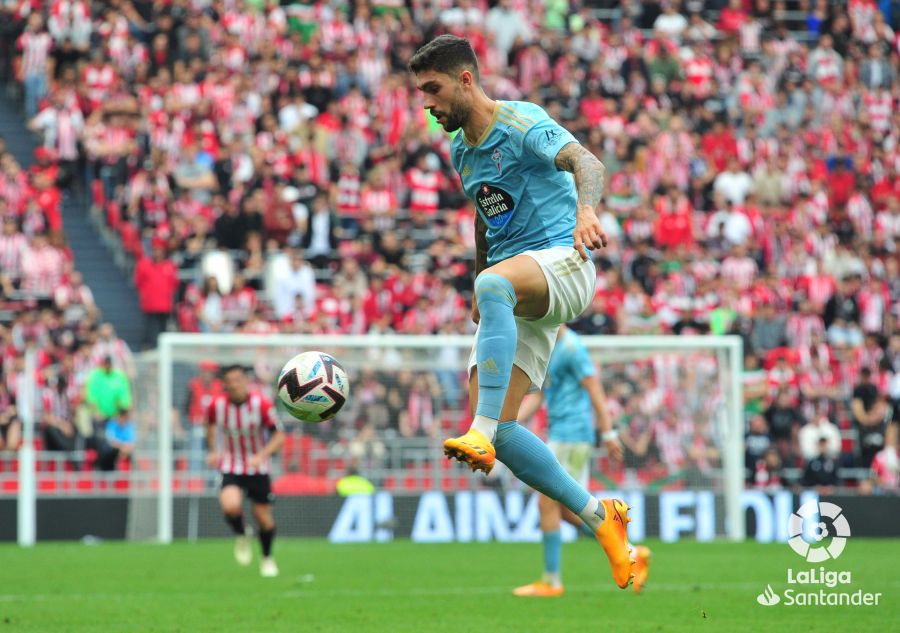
[543,530,562,576]
[473,273,517,420]
[494,421,591,514]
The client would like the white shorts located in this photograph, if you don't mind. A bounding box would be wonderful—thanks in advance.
[548,441,592,488]
[467,246,596,389]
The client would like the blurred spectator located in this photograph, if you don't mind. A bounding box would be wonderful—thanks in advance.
[713,158,754,205]
[852,367,890,467]
[485,0,532,55]
[40,373,75,453]
[398,373,441,439]
[17,13,52,119]
[870,424,899,492]
[336,463,376,497]
[332,257,369,301]
[750,301,787,355]
[753,447,784,490]
[764,390,804,459]
[802,437,840,491]
[54,270,97,324]
[272,249,316,320]
[84,355,132,431]
[97,407,136,471]
[134,239,179,349]
[0,216,27,285]
[798,415,842,462]
[197,276,225,333]
[0,381,20,452]
[745,414,771,481]
[300,195,338,267]
[21,232,65,299]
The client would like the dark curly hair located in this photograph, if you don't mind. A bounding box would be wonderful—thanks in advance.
[408,35,480,83]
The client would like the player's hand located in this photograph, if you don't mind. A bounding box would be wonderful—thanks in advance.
[205,452,219,469]
[247,453,265,470]
[573,206,608,261]
[604,437,624,462]
[471,296,480,324]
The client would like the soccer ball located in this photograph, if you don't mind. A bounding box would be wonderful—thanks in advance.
[277,351,349,423]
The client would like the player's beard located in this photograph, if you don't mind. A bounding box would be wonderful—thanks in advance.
[434,96,469,133]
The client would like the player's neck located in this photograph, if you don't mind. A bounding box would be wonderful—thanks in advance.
[462,95,498,146]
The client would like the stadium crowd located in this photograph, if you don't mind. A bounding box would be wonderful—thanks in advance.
[0,0,898,492]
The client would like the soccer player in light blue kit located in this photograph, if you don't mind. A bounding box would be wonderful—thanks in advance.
[512,325,652,596]
[409,35,633,588]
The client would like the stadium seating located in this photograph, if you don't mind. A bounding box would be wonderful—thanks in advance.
[0,0,898,496]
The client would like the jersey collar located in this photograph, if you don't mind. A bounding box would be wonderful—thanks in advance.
[463,101,501,148]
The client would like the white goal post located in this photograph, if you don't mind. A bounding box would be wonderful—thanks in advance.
[155,333,745,543]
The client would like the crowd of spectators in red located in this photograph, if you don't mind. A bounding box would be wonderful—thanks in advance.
[0,0,898,492]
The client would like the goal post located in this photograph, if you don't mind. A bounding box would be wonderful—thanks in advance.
[152,332,745,543]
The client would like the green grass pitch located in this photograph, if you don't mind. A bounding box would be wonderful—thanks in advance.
[1,538,896,632]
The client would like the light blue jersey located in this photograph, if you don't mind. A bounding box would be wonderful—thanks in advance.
[450,100,579,266]
[544,328,595,443]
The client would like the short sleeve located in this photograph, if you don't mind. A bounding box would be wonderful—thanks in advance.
[523,117,579,168]
[263,398,283,431]
[569,343,596,383]
[205,398,218,426]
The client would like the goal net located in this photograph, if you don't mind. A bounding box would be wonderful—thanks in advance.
[129,333,745,544]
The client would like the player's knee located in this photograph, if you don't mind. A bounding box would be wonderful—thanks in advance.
[474,273,517,308]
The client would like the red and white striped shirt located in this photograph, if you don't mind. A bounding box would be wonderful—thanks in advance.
[684,55,714,99]
[21,244,65,296]
[406,168,442,215]
[17,31,52,77]
[360,186,396,216]
[0,232,27,279]
[721,255,758,290]
[864,91,893,133]
[206,392,283,475]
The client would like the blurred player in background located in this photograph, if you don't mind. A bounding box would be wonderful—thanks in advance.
[206,365,285,577]
[513,325,652,596]
[409,35,633,588]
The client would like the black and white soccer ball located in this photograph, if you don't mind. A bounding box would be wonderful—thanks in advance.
[277,351,349,423]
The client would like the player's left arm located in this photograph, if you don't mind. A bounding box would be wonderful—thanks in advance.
[250,428,286,465]
[570,343,621,461]
[517,391,545,423]
[554,142,608,261]
[580,374,622,461]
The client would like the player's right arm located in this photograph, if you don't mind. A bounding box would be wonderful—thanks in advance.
[471,213,489,323]
[554,142,608,261]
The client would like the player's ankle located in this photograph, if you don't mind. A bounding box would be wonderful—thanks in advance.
[471,415,499,443]
[578,497,603,531]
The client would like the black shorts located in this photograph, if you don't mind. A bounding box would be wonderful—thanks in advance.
[220,473,274,505]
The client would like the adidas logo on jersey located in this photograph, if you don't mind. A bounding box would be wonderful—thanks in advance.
[479,358,500,375]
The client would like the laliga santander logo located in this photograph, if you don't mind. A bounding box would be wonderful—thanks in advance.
[787,501,851,562]
[757,501,881,607]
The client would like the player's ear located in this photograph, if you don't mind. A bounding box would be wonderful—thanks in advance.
[460,69,474,87]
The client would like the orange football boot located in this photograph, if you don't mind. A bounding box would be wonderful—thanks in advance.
[443,428,496,474]
[512,581,564,597]
[594,498,635,589]
[632,545,652,594]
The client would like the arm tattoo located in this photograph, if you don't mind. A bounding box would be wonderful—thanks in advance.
[474,212,489,277]
[554,142,606,210]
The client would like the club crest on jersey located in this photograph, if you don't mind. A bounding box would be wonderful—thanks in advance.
[491,148,502,174]
[476,183,515,229]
